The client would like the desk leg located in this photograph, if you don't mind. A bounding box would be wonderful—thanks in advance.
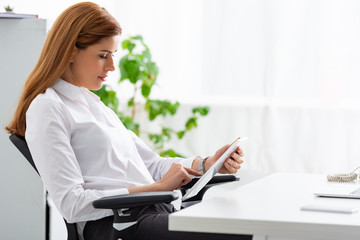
[253,235,267,240]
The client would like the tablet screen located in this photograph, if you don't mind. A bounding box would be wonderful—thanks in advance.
[182,137,248,201]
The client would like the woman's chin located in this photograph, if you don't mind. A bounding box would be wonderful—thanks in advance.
[89,83,103,91]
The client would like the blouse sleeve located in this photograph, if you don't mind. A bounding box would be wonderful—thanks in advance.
[127,130,197,181]
[25,97,128,223]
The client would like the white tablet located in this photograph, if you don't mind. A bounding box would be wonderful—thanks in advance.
[182,137,248,201]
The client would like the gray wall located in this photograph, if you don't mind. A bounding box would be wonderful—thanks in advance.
[0,18,46,239]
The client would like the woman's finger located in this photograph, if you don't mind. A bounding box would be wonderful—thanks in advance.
[227,159,240,169]
[224,161,235,173]
[184,167,202,176]
[230,152,243,163]
[176,168,194,189]
[176,180,187,189]
[236,147,244,157]
[225,160,240,173]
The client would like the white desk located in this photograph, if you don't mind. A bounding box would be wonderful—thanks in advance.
[169,173,360,240]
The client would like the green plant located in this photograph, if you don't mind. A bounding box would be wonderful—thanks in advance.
[4,5,13,12]
[93,35,209,157]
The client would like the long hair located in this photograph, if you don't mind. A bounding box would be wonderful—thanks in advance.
[5,2,121,136]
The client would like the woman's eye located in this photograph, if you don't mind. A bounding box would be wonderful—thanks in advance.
[99,53,115,59]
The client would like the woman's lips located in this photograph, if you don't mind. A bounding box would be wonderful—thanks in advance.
[98,75,107,81]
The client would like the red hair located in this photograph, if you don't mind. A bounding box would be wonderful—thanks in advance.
[6,2,121,136]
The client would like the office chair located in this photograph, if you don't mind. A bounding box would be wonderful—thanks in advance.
[9,134,238,240]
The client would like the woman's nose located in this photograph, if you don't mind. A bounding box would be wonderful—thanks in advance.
[106,57,115,71]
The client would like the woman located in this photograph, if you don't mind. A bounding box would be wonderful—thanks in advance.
[6,2,251,240]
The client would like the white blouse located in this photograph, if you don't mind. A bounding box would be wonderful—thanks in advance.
[25,79,195,223]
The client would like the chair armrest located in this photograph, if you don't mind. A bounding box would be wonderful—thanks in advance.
[180,174,239,190]
[93,191,179,209]
[179,175,240,203]
[93,191,179,238]
[208,174,239,184]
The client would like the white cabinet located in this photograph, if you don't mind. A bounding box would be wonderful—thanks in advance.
[0,18,46,240]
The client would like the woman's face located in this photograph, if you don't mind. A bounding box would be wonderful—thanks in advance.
[66,35,120,90]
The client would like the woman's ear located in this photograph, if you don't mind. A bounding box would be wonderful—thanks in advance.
[69,47,78,63]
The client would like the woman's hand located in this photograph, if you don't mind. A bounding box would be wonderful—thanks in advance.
[128,163,201,194]
[156,163,202,191]
[205,145,244,174]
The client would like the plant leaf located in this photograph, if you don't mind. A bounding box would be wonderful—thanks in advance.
[192,106,210,116]
[177,130,186,139]
[141,82,151,98]
[160,149,185,158]
[185,117,198,131]
[131,35,143,41]
[120,56,142,84]
[92,85,118,112]
[128,97,134,107]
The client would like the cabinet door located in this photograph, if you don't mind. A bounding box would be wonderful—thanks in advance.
[0,18,46,240]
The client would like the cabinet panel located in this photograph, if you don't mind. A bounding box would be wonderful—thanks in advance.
[0,18,46,240]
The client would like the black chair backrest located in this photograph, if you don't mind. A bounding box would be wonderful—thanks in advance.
[9,134,79,240]
[9,134,39,175]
